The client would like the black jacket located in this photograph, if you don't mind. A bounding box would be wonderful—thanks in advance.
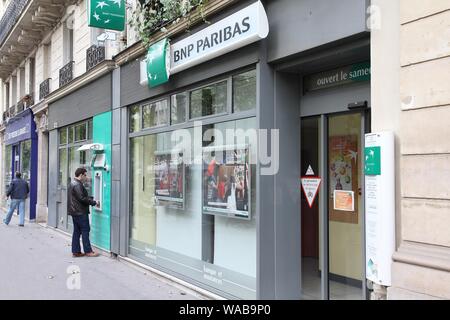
[7,178,29,200]
[67,179,96,216]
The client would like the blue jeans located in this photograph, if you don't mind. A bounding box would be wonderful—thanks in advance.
[4,199,25,225]
[71,214,93,254]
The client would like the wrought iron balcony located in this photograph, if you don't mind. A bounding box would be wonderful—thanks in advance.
[0,0,30,48]
[86,45,106,71]
[9,105,16,117]
[39,78,51,100]
[59,61,74,88]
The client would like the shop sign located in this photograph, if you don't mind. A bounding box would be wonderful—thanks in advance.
[5,110,33,145]
[144,1,269,88]
[146,38,171,88]
[365,132,395,286]
[88,0,125,31]
[304,61,371,92]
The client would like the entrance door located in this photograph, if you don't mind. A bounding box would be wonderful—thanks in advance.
[301,111,367,300]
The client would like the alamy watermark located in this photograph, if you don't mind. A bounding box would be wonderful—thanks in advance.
[168,121,279,176]
[66,265,81,290]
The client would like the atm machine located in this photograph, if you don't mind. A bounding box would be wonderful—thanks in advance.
[77,143,109,212]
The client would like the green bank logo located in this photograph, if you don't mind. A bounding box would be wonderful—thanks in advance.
[147,38,171,88]
[365,146,381,175]
[88,0,125,31]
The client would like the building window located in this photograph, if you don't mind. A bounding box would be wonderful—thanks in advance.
[190,80,227,119]
[233,69,256,113]
[171,93,187,125]
[74,122,87,142]
[58,120,93,188]
[128,69,258,299]
[59,128,67,145]
[63,15,74,65]
[129,105,141,133]
[142,99,169,129]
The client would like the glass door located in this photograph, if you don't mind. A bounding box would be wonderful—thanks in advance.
[300,116,322,300]
[327,113,364,300]
[301,111,367,300]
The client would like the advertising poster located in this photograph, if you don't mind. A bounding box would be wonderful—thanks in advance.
[154,151,184,208]
[329,135,358,224]
[333,190,355,211]
[202,146,250,219]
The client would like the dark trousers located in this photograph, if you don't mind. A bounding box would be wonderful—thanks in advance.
[71,214,93,254]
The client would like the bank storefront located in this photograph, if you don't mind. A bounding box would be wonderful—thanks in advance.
[3,109,38,221]
[48,72,113,252]
[127,69,258,299]
[112,0,375,299]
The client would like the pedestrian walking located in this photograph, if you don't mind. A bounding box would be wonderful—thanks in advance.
[3,171,29,226]
[67,167,100,258]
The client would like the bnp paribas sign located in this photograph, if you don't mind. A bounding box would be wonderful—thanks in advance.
[88,0,125,31]
[142,1,269,88]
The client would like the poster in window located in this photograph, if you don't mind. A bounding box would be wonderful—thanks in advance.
[202,145,251,220]
[329,135,359,224]
[154,151,184,209]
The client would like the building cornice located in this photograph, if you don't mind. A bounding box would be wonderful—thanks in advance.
[45,60,116,105]
[393,241,450,272]
[114,0,239,66]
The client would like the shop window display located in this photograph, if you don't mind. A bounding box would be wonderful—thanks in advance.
[128,69,257,299]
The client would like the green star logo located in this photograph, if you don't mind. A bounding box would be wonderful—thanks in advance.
[88,0,125,31]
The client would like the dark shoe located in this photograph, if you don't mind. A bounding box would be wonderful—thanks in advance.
[18,224,24,227]
[72,253,85,257]
[85,251,100,257]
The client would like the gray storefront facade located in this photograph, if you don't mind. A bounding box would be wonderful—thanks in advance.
[48,72,112,233]
[111,0,371,300]
[51,0,372,300]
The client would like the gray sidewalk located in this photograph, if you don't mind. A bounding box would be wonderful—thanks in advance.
[0,211,201,300]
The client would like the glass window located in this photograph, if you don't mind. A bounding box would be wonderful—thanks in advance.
[3,145,12,206]
[129,118,257,299]
[171,93,187,125]
[74,123,87,142]
[142,100,169,128]
[58,148,68,187]
[68,126,74,143]
[88,119,93,140]
[233,70,256,112]
[69,147,92,194]
[190,81,227,119]
[20,140,31,183]
[129,105,141,133]
[59,129,67,145]
[328,113,363,300]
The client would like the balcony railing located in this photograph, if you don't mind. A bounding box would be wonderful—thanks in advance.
[39,78,51,100]
[59,61,74,88]
[0,0,30,48]
[9,105,16,117]
[86,45,106,71]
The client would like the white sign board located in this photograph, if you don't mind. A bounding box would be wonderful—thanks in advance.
[365,132,395,286]
[140,1,269,85]
[170,1,269,74]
